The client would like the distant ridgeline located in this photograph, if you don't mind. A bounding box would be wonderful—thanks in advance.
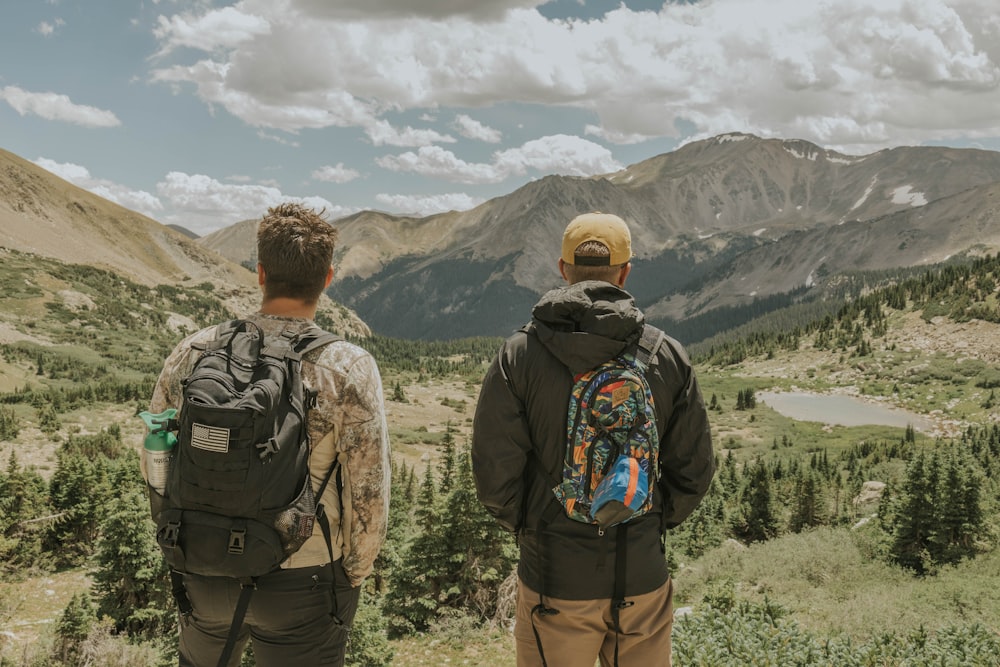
[690,253,1000,363]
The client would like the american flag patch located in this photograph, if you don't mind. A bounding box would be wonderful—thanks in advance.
[191,423,230,453]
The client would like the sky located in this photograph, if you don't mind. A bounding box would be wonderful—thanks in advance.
[2,0,1000,236]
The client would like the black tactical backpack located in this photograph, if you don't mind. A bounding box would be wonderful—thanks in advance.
[151,319,341,579]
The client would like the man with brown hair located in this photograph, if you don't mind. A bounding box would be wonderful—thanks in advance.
[147,203,390,666]
[472,212,714,666]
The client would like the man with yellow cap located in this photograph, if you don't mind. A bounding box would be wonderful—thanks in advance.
[472,212,715,666]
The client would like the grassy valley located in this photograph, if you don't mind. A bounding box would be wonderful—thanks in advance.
[2,248,1000,665]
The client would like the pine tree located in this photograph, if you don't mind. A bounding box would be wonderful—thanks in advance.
[372,461,414,593]
[46,451,113,566]
[386,449,517,634]
[730,458,778,543]
[56,591,96,664]
[789,471,824,533]
[91,486,174,641]
[670,479,725,558]
[889,451,934,573]
[438,422,457,495]
[0,451,52,572]
[403,464,416,503]
[391,381,408,403]
[438,447,517,620]
[0,406,19,441]
[384,463,450,635]
[928,448,984,566]
[720,451,739,498]
[37,403,61,435]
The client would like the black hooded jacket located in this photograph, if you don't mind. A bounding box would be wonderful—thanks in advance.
[472,281,715,600]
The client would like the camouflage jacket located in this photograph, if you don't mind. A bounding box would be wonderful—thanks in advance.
[148,313,391,587]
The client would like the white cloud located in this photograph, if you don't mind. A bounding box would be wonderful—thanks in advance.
[149,0,1000,153]
[375,192,483,216]
[0,86,121,128]
[584,124,654,145]
[312,163,361,183]
[33,157,359,235]
[376,134,621,183]
[156,171,355,234]
[453,114,502,143]
[151,60,377,132]
[37,19,64,36]
[257,130,300,146]
[364,120,456,147]
[153,6,271,56]
[495,134,622,176]
[34,158,163,219]
[377,146,500,184]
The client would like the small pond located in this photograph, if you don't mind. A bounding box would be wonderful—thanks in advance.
[756,391,936,432]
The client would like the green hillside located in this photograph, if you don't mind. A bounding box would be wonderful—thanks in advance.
[2,248,1000,665]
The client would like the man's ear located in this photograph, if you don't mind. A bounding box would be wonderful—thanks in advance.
[257,263,266,287]
[617,262,632,288]
[558,258,569,283]
[324,266,334,289]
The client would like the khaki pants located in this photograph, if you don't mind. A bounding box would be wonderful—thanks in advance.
[514,577,674,667]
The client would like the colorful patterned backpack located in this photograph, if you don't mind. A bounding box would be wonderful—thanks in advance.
[553,326,662,531]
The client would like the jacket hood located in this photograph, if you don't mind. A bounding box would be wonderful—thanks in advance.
[530,280,644,374]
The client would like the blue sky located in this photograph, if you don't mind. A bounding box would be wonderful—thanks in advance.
[2,0,1000,235]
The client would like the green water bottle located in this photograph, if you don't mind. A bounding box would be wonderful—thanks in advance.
[139,409,178,495]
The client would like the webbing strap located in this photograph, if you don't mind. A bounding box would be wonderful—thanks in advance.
[635,324,664,368]
[530,598,559,667]
[316,460,342,569]
[296,324,342,568]
[295,326,342,356]
[169,570,193,617]
[216,579,255,667]
[610,524,632,667]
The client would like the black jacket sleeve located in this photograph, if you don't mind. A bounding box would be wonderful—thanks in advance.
[651,335,716,529]
[471,338,532,533]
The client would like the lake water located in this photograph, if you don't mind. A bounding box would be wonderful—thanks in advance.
[756,391,936,432]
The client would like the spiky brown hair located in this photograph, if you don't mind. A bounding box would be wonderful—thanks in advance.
[257,203,338,304]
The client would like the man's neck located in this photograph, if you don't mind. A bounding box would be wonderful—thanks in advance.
[259,297,317,319]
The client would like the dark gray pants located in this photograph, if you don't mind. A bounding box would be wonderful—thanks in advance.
[178,560,360,667]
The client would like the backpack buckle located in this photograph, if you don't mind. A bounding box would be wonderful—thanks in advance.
[306,389,319,409]
[256,438,280,461]
[161,521,181,549]
[228,528,246,554]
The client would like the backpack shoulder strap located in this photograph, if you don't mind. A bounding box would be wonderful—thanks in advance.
[295,326,343,356]
[192,319,246,352]
[635,325,664,369]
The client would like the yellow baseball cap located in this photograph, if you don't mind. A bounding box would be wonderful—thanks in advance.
[561,212,633,266]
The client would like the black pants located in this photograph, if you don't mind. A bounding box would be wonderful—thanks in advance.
[178,560,361,667]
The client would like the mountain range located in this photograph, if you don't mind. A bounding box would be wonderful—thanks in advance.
[200,133,1000,341]
[5,134,1000,342]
